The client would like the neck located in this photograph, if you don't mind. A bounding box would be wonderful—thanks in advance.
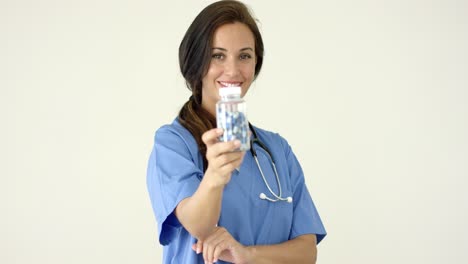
[201,102,216,117]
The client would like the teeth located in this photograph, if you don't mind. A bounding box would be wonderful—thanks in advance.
[220,82,241,87]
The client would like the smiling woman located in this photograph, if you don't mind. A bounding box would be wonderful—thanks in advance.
[146,1,326,263]
[177,0,264,170]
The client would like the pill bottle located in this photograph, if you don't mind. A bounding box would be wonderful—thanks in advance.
[216,86,250,151]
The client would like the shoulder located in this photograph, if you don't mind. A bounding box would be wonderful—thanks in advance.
[153,118,198,153]
[154,118,191,141]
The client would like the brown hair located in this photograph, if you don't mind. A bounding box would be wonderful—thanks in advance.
[178,0,264,170]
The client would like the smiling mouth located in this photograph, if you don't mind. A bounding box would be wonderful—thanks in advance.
[218,81,242,87]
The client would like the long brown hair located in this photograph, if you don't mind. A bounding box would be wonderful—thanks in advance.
[178,0,264,170]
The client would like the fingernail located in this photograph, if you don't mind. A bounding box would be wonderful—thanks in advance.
[196,247,200,254]
[234,140,241,147]
[216,128,223,134]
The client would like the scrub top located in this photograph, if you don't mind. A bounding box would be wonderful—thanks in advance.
[147,118,326,263]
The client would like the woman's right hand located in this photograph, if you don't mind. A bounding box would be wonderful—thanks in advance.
[202,128,245,187]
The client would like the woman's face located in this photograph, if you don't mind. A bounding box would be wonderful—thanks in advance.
[201,22,256,115]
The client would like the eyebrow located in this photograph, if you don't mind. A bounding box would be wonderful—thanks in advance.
[212,47,254,52]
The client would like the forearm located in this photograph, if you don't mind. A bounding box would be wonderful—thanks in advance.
[175,177,223,240]
[248,234,317,264]
[175,128,244,241]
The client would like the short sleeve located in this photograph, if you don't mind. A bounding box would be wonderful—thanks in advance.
[146,127,203,245]
[285,142,327,244]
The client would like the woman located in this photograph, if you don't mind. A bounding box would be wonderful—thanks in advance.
[147,1,326,263]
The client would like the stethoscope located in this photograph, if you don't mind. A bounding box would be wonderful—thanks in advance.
[248,123,293,203]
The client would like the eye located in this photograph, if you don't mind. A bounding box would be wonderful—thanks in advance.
[240,53,252,60]
[212,53,224,60]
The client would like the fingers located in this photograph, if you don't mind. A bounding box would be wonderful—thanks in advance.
[193,227,247,264]
[206,139,242,161]
[203,227,238,263]
[210,151,244,170]
[202,128,246,187]
[202,128,223,148]
[203,128,244,158]
[205,152,245,188]
[192,240,202,255]
[203,228,229,263]
[212,242,229,263]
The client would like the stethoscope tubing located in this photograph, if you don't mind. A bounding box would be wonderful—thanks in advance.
[248,123,293,203]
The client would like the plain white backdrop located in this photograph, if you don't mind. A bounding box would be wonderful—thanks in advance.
[2,0,467,263]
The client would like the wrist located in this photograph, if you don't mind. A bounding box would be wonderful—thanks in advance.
[245,245,257,264]
[202,170,228,189]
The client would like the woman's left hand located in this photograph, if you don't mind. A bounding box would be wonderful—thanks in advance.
[192,226,253,264]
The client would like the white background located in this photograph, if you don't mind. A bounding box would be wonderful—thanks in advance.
[2,0,467,263]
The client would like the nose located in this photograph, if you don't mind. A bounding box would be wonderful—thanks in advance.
[224,57,240,76]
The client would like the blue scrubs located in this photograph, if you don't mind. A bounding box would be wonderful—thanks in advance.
[147,119,326,263]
